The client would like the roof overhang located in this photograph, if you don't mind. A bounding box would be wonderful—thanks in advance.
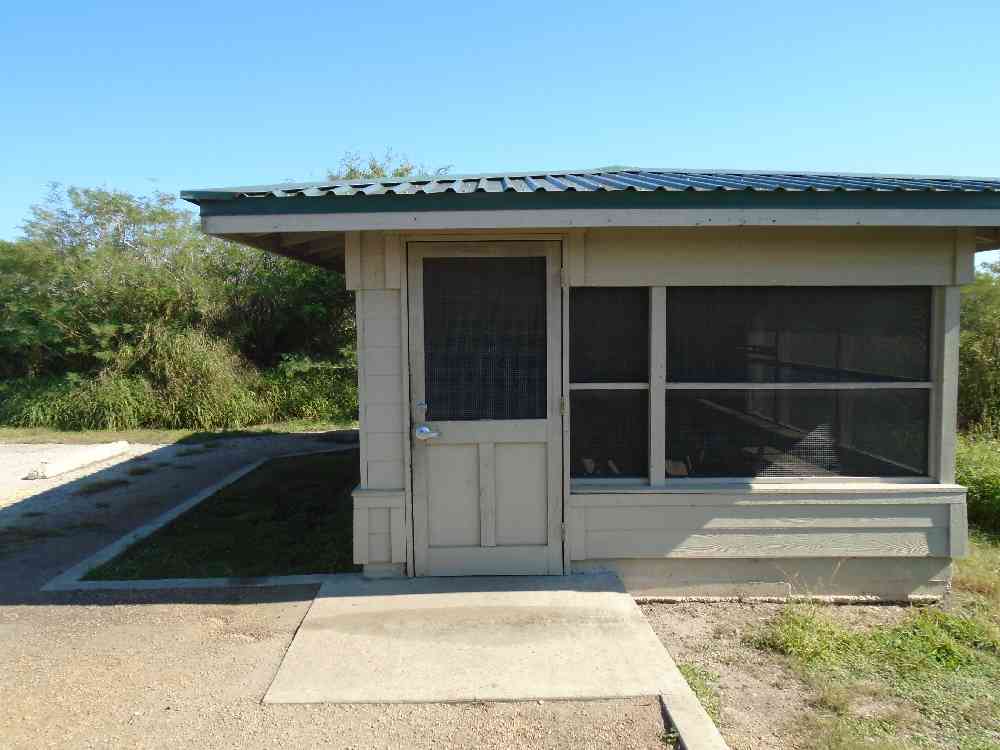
[187,186,1000,268]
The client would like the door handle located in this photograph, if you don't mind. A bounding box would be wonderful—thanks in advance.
[414,424,440,441]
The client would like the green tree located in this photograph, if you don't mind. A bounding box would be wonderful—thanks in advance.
[0,150,435,429]
[327,149,450,181]
[960,261,1000,430]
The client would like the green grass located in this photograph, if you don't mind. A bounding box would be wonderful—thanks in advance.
[85,450,360,580]
[957,432,1000,533]
[0,420,356,445]
[678,663,722,722]
[747,533,1000,749]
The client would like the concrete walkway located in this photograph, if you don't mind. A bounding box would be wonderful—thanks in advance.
[265,572,683,704]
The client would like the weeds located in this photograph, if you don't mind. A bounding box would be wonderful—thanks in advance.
[0,330,359,432]
[957,432,1000,532]
[677,663,722,723]
[747,537,1000,748]
[953,530,1000,603]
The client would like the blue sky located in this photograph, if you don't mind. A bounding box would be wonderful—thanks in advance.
[3,1,999,261]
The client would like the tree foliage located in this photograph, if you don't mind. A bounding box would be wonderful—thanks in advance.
[327,149,450,181]
[960,261,1000,430]
[0,176,360,428]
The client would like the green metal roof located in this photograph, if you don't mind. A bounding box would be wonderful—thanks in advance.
[182,167,1000,203]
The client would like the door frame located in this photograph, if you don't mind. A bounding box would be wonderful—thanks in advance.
[402,235,566,576]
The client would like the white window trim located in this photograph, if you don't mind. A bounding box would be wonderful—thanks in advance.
[569,284,945,491]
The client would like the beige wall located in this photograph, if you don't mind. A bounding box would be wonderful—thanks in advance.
[568,227,975,286]
[347,226,970,591]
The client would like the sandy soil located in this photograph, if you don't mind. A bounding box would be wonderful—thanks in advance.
[0,589,667,749]
[642,600,912,750]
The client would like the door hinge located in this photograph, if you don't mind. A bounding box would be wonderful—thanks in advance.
[561,522,567,541]
[560,267,569,288]
[559,396,567,415]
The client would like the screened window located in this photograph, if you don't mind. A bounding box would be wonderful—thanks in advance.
[665,389,928,478]
[663,287,931,479]
[571,288,649,383]
[568,285,933,484]
[666,287,930,383]
[569,288,649,478]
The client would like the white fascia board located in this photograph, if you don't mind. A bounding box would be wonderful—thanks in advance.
[203,208,1000,235]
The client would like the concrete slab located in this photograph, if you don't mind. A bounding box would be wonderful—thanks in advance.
[264,572,682,704]
[22,441,131,480]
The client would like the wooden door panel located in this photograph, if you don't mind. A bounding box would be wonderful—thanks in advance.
[495,443,548,546]
[426,444,480,547]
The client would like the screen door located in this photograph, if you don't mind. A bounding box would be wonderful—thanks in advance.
[407,241,563,576]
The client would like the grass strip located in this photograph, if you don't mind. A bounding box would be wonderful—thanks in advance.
[85,450,360,579]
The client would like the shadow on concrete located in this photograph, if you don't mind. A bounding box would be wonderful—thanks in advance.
[0,429,357,607]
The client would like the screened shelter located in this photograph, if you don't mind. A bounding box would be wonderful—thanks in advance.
[183,168,1000,599]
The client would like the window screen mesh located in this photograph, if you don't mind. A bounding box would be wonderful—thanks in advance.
[666,287,930,383]
[570,390,648,478]
[665,389,928,478]
[570,288,649,383]
[423,257,546,421]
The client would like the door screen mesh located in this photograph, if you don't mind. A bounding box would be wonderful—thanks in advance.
[666,287,930,383]
[423,257,546,421]
[665,389,928,477]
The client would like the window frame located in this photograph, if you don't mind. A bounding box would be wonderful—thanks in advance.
[568,285,942,491]
[566,287,655,483]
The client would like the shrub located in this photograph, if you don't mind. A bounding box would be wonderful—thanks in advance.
[960,267,1000,429]
[259,354,358,423]
[0,373,156,431]
[0,336,358,431]
[956,432,1000,533]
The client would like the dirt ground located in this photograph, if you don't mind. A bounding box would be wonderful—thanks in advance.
[642,600,913,750]
[0,589,667,749]
[0,436,668,749]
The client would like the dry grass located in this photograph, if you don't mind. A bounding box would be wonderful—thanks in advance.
[745,534,1000,749]
[953,530,1000,604]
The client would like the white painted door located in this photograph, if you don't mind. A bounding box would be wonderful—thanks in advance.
[407,241,563,576]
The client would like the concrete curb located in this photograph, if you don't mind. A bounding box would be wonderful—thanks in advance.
[659,690,730,749]
[42,447,356,592]
[24,440,131,480]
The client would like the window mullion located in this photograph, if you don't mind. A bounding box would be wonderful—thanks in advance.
[649,287,667,485]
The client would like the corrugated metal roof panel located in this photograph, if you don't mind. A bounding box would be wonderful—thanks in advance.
[181,168,1000,202]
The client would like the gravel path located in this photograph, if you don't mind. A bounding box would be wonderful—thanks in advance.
[0,435,669,749]
[0,588,667,749]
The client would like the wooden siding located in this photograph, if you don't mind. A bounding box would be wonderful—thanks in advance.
[567,489,965,562]
[569,227,969,286]
[573,557,954,600]
[352,489,406,565]
[356,288,405,490]
[345,226,970,586]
